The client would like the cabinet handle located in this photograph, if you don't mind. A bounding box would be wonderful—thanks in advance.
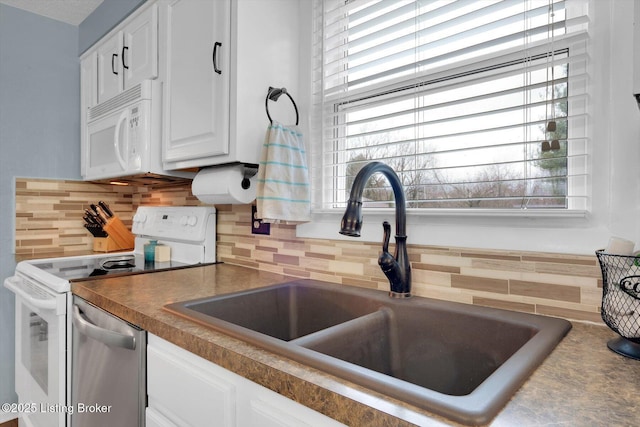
[212,42,222,75]
[111,53,118,75]
[122,46,129,70]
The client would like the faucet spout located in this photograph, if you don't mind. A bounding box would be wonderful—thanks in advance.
[339,162,411,298]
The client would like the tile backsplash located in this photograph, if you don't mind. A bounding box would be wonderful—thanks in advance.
[14,178,200,257]
[15,177,603,325]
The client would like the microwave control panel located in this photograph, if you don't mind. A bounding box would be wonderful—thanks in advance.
[127,105,143,169]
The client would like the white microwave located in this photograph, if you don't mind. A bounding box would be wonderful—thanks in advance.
[82,80,193,182]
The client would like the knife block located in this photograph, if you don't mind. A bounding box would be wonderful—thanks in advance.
[93,237,123,253]
[93,216,135,252]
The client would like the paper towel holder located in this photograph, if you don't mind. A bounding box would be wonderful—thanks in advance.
[242,164,258,189]
[192,163,259,205]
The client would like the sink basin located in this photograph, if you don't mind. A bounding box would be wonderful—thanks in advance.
[167,282,382,340]
[164,280,571,425]
[294,304,536,396]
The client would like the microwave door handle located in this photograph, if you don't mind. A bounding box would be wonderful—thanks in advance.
[3,277,57,311]
[114,109,128,170]
[72,305,136,350]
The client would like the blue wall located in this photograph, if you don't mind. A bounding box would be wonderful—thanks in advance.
[0,4,80,409]
[0,0,141,412]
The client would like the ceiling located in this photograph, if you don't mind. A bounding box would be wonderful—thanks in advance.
[0,0,103,26]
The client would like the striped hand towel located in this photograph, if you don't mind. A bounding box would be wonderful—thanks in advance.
[256,121,311,224]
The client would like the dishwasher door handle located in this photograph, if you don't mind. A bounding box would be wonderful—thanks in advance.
[73,305,136,350]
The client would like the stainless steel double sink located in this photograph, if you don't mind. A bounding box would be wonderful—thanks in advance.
[164,280,571,425]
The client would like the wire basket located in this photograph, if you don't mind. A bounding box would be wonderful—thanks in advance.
[595,250,640,359]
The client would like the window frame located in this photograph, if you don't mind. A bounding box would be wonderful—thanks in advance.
[310,0,590,218]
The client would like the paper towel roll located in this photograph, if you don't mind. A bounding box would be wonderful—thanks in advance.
[605,236,635,256]
[192,165,256,204]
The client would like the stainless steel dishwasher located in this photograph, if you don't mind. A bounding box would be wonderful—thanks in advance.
[71,296,146,427]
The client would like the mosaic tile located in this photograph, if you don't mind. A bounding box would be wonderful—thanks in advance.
[14,178,606,325]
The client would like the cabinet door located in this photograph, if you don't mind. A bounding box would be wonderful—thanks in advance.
[80,52,97,178]
[148,335,346,427]
[123,4,158,91]
[147,336,236,427]
[240,396,346,427]
[96,31,124,103]
[163,0,231,165]
[146,407,179,427]
[80,53,97,111]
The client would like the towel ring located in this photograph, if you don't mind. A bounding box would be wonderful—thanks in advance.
[265,86,299,126]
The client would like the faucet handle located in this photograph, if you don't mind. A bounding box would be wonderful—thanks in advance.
[379,221,401,285]
[382,221,391,253]
[379,221,395,269]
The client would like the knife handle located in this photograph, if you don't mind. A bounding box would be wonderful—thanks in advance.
[85,209,103,225]
[98,201,114,218]
[95,207,109,224]
[84,223,108,238]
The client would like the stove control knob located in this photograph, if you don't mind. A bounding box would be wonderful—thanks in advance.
[187,216,198,227]
[133,213,147,223]
[180,215,189,226]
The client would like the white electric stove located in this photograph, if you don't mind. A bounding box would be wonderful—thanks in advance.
[4,206,216,427]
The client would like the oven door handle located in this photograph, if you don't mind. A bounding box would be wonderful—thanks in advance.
[72,305,136,350]
[4,277,57,311]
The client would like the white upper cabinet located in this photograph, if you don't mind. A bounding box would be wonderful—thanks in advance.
[123,6,159,91]
[96,29,123,103]
[80,0,300,173]
[96,4,159,104]
[80,52,96,178]
[160,0,300,170]
[161,0,231,165]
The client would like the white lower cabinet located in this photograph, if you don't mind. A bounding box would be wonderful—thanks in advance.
[146,334,345,427]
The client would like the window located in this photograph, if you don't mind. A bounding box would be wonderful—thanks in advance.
[311,0,590,212]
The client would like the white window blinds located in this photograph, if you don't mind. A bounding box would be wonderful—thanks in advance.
[312,0,590,211]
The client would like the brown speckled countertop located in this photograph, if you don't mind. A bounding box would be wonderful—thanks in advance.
[71,263,640,427]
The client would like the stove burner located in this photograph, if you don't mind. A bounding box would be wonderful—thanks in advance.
[100,255,137,270]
